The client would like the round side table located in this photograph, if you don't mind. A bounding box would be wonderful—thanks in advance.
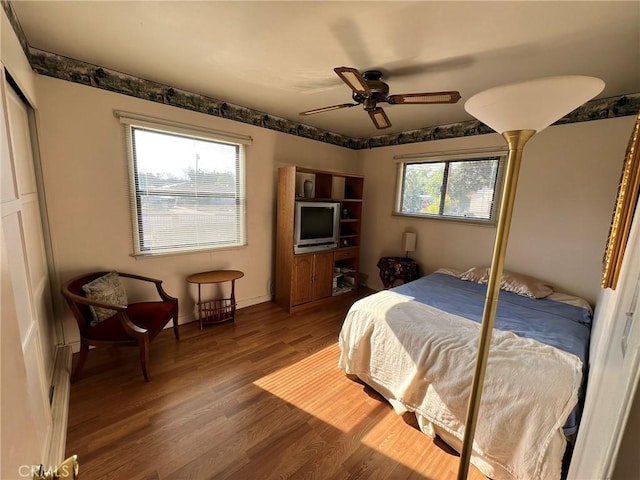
[187,270,244,329]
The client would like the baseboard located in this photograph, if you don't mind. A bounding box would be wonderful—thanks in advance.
[45,344,72,468]
[236,294,272,309]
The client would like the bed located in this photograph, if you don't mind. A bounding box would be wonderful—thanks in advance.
[338,268,593,480]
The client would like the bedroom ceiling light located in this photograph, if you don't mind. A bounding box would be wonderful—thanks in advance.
[457,75,604,480]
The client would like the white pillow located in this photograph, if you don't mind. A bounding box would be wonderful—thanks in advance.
[434,267,466,277]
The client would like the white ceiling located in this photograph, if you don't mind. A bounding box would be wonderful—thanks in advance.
[11,1,640,139]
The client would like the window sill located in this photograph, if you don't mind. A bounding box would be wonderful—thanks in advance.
[391,211,497,226]
[131,243,248,259]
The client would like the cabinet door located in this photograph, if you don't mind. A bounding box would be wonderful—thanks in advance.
[292,255,314,306]
[313,252,334,300]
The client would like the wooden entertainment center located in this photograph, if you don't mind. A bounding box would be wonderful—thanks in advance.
[275,166,363,313]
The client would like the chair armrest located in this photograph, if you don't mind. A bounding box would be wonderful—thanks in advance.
[115,312,148,337]
[117,273,178,303]
[63,290,147,335]
[62,290,128,311]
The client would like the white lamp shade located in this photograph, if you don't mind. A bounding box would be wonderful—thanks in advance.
[464,76,604,134]
[402,232,417,252]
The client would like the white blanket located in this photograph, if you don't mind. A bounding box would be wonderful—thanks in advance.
[338,291,582,480]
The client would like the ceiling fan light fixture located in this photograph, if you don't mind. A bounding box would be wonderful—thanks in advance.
[363,98,377,111]
[369,107,391,129]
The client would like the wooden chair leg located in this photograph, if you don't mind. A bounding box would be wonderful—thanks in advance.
[71,340,89,382]
[140,338,150,382]
[172,303,180,340]
[172,318,180,340]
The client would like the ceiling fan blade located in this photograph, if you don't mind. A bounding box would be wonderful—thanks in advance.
[334,67,371,95]
[368,107,391,129]
[299,103,358,116]
[387,91,461,104]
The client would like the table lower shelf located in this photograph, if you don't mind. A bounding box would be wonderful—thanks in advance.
[197,297,236,325]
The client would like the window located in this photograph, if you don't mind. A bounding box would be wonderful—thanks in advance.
[118,112,251,256]
[394,149,506,223]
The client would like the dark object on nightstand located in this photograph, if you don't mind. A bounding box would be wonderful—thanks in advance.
[377,256,420,289]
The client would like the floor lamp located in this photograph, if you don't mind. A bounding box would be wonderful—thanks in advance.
[457,75,604,479]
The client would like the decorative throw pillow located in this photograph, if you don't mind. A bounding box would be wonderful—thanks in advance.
[434,266,466,278]
[82,271,128,325]
[501,270,554,299]
[459,266,490,284]
[459,266,553,299]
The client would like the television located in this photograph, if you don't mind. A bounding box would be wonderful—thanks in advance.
[293,201,340,254]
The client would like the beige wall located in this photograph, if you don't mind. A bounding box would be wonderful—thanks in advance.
[34,76,358,347]
[357,116,636,305]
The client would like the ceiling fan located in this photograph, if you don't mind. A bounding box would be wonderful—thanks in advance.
[299,67,461,130]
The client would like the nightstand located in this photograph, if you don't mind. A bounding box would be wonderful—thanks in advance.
[377,257,420,289]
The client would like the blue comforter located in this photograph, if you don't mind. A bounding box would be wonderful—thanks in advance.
[391,273,592,435]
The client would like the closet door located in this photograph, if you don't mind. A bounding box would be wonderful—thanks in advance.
[1,73,55,476]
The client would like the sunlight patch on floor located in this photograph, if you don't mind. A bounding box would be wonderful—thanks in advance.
[253,343,437,471]
[254,344,358,432]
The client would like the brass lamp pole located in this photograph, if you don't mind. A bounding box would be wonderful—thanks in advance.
[457,76,605,480]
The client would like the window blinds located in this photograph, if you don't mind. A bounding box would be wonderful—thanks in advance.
[118,112,249,256]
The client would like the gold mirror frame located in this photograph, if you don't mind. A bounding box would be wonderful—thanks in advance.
[602,112,640,290]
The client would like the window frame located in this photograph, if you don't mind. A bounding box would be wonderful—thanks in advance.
[117,111,252,257]
[393,147,508,225]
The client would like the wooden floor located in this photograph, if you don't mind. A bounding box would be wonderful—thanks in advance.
[65,295,486,480]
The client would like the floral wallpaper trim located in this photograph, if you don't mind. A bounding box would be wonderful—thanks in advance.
[28,48,365,149]
[28,48,640,150]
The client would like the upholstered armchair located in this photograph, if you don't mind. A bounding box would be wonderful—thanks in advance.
[61,271,179,382]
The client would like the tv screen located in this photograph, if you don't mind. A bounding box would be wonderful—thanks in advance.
[294,201,340,253]
[300,206,335,239]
